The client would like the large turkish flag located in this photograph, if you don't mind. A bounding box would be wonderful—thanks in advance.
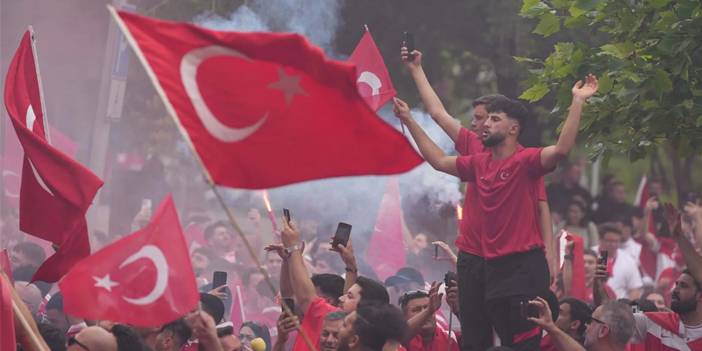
[348,30,396,111]
[112,9,421,189]
[59,195,198,327]
[4,29,103,282]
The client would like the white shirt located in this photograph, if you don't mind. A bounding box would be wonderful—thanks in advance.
[607,249,644,298]
[630,312,702,350]
[620,237,642,262]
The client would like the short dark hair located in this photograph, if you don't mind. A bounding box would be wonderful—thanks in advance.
[200,293,225,324]
[398,290,429,308]
[598,223,622,238]
[311,274,345,301]
[46,293,64,312]
[160,319,192,348]
[355,276,390,305]
[560,297,591,337]
[38,322,66,351]
[112,324,145,351]
[240,321,271,351]
[12,242,46,265]
[204,221,231,241]
[485,96,529,130]
[682,269,701,290]
[472,94,508,108]
[324,311,348,322]
[354,303,408,350]
[583,249,598,258]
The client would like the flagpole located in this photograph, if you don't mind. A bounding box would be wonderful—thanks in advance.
[28,27,51,144]
[107,6,316,350]
[1,272,50,351]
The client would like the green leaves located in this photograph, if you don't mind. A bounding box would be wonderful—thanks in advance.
[520,0,551,18]
[517,0,702,161]
[520,83,551,102]
[599,42,635,59]
[652,69,673,95]
[533,12,561,36]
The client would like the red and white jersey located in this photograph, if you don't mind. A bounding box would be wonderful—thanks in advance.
[630,312,702,350]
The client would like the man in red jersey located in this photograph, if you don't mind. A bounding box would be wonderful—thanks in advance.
[392,74,598,350]
[401,47,556,351]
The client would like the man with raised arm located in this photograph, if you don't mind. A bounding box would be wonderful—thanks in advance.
[392,74,598,350]
[401,47,557,350]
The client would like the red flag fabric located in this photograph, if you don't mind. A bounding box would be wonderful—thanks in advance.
[59,195,199,327]
[566,233,587,300]
[365,178,407,280]
[4,30,103,282]
[1,118,77,208]
[0,275,16,351]
[0,250,13,283]
[230,285,246,329]
[112,10,421,189]
[348,30,396,111]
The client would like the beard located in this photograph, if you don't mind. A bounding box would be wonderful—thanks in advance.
[482,132,505,147]
[671,295,697,314]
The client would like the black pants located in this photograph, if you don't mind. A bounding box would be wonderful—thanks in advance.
[457,251,493,351]
[484,249,549,351]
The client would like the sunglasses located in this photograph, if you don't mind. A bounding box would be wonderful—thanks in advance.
[68,336,91,351]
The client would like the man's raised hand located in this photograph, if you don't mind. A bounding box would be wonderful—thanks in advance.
[572,74,599,102]
[400,47,423,71]
[392,97,413,122]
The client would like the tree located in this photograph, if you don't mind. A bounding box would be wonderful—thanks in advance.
[516,0,702,199]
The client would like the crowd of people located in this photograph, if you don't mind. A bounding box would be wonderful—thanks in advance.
[3,44,702,351]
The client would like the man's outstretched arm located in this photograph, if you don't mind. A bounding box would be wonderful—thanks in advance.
[401,48,461,142]
[541,74,599,170]
[392,97,458,176]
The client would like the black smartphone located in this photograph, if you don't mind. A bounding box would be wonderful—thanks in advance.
[402,31,415,57]
[444,271,458,288]
[283,298,295,314]
[332,222,352,248]
[434,244,439,259]
[520,300,539,319]
[212,271,227,289]
[598,250,609,266]
[283,208,291,223]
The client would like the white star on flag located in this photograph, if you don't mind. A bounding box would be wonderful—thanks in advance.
[93,274,120,292]
[268,68,307,106]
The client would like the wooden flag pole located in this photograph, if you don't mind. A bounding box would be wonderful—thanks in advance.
[106,6,316,351]
[1,272,49,351]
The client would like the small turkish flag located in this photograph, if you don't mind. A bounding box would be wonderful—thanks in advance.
[4,29,103,282]
[112,9,421,189]
[59,195,199,327]
[348,29,396,111]
[366,177,407,280]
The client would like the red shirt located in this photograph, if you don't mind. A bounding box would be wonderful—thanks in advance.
[405,326,460,351]
[292,297,339,351]
[456,147,551,258]
[454,128,546,257]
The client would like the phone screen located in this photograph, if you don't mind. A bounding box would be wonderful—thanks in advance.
[598,251,609,266]
[283,208,291,223]
[212,271,227,289]
[332,222,352,248]
[402,31,415,53]
[283,298,295,313]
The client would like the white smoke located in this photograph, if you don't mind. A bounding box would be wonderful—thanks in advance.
[195,1,461,237]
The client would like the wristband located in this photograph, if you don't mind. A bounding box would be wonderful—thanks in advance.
[345,267,358,274]
[283,243,303,259]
